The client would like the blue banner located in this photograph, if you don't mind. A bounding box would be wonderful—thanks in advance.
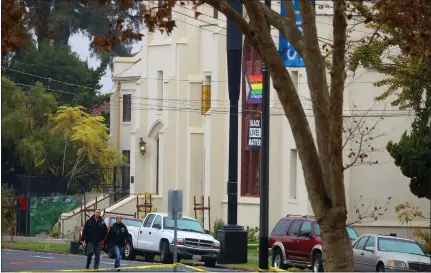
[279,0,315,67]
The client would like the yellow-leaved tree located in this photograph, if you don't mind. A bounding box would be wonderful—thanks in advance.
[49,106,123,192]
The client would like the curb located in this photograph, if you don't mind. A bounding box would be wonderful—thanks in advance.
[2,247,84,257]
[217,266,256,272]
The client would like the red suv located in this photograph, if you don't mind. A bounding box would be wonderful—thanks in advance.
[268,215,359,272]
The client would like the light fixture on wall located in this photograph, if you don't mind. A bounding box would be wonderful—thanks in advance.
[139,137,147,155]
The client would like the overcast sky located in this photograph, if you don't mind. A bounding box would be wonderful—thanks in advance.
[69,33,141,94]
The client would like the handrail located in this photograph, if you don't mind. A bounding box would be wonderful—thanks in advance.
[103,211,137,218]
[59,189,128,221]
[107,190,133,206]
[60,189,130,239]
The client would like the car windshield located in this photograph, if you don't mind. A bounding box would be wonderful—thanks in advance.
[122,219,143,227]
[314,224,359,240]
[346,226,359,240]
[378,237,425,256]
[163,217,205,233]
[109,218,142,227]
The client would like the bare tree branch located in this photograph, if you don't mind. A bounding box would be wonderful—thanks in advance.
[343,105,386,170]
[348,195,392,225]
[258,1,306,58]
[205,0,253,40]
[46,159,57,175]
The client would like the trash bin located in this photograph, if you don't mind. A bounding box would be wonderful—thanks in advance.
[70,241,80,254]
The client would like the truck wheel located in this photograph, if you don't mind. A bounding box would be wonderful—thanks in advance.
[312,252,324,272]
[204,259,217,268]
[272,248,287,270]
[145,253,155,262]
[160,241,173,264]
[123,240,136,260]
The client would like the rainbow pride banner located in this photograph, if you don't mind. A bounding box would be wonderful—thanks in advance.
[245,74,263,104]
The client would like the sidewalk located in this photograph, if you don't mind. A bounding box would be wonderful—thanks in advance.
[2,235,69,244]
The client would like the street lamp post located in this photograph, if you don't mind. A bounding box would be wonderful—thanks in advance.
[259,0,271,270]
[216,0,248,265]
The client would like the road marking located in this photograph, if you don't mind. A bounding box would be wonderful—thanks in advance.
[177,263,207,272]
[269,266,287,272]
[30,256,55,259]
[10,260,66,265]
[100,262,129,265]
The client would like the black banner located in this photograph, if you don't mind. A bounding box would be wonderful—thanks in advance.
[248,116,262,150]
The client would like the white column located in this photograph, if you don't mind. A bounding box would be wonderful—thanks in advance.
[129,81,142,195]
[204,116,212,228]
[129,132,136,194]
[158,132,164,196]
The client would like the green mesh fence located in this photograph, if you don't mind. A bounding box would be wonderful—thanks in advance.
[30,195,82,236]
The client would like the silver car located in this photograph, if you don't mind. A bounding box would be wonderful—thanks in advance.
[352,234,431,272]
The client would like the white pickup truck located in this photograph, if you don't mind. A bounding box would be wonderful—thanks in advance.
[124,212,220,267]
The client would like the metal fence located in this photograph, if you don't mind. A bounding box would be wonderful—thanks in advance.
[2,165,131,236]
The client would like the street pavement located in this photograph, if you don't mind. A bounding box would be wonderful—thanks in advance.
[1,249,245,272]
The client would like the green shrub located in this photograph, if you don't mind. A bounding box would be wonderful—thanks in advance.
[247,226,259,243]
[48,222,61,238]
[212,218,225,237]
[414,229,431,254]
[1,185,16,232]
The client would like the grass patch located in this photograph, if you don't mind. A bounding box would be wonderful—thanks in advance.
[248,249,258,256]
[2,241,72,254]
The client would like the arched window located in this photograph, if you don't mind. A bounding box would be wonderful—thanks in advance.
[148,120,164,195]
[156,137,160,195]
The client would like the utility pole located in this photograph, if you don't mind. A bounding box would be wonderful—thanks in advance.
[216,0,248,265]
[259,0,271,270]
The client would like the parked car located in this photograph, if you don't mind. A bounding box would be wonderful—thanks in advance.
[352,234,431,272]
[268,214,359,272]
[78,215,142,258]
[126,212,220,267]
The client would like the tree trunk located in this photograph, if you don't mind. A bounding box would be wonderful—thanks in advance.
[34,1,51,44]
[53,24,71,46]
[53,2,72,46]
[319,208,354,272]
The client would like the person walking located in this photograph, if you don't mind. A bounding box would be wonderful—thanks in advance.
[82,209,107,270]
[105,216,130,271]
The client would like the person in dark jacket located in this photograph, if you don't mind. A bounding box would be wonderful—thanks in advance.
[105,216,130,271]
[82,209,107,270]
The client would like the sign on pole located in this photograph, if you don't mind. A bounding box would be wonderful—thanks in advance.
[248,116,262,150]
[245,74,263,104]
[279,0,315,67]
[168,189,183,220]
[168,189,183,267]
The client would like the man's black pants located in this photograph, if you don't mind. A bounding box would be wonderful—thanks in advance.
[85,241,102,269]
